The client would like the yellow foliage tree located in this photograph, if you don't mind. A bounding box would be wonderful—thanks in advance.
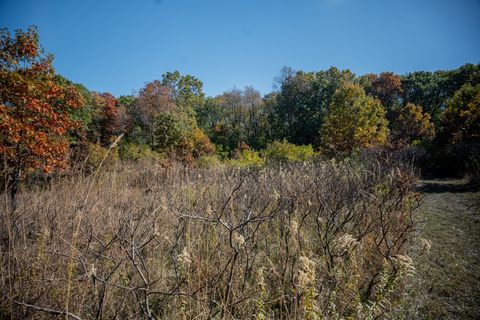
[394,103,435,144]
[440,83,480,143]
[321,82,389,154]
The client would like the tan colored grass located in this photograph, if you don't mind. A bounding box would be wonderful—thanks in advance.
[1,158,419,319]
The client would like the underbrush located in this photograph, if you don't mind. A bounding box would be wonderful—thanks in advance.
[1,159,421,319]
[392,142,480,180]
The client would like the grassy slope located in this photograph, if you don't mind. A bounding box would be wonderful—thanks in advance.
[403,180,480,319]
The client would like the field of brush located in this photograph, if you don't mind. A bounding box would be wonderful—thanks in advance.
[1,159,478,319]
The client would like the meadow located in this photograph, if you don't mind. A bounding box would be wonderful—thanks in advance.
[1,155,425,319]
[1,25,479,319]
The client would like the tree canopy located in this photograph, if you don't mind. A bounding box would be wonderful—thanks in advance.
[321,82,389,154]
[1,25,479,181]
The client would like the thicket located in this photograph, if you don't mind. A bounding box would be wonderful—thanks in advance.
[1,157,422,319]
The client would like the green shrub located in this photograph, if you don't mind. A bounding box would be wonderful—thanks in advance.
[118,142,164,161]
[265,140,316,162]
[85,142,118,171]
[197,155,222,168]
[229,149,265,167]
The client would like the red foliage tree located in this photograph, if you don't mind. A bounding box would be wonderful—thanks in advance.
[91,92,125,146]
[370,72,403,121]
[135,80,176,145]
[0,26,83,204]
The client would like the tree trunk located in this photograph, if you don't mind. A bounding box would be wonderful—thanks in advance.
[9,167,20,211]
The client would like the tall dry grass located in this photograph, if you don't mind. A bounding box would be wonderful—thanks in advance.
[1,158,420,319]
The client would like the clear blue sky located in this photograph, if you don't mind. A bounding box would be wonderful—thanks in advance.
[1,0,479,97]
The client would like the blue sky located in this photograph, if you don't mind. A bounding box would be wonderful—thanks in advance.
[1,0,479,97]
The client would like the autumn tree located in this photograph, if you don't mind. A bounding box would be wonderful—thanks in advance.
[196,96,225,133]
[91,92,128,146]
[393,103,435,145]
[273,67,356,146]
[54,74,94,135]
[401,71,448,123]
[440,83,480,143]
[161,71,205,114]
[243,86,269,149]
[320,82,389,154]
[152,111,214,161]
[369,72,403,122]
[133,80,175,145]
[133,78,214,160]
[0,26,83,204]
[117,94,136,134]
[200,87,270,153]
[357,73,376,93]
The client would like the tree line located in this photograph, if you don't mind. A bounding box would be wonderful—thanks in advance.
[1,26,479,200]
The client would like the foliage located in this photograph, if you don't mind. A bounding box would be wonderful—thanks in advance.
[130,77,213,162]
[264,139,315,162]
[84,141,118,171]
[394,103,435,145]
[273,67,355,146]
[3,26,480,176]
[401,71,447,123]
[196,96,224,132]
[190,127,215,158]
[368,72,403,122]
[201,87,271,152]
[132,81,175,145]
[321,82,389,155]
[161,70,205,114]
[54,75,94,135]
[229,149,265,167]
[197,155,222,168]
[152,112,187,152]
[117,94,136,110]
[89,92,126,146]
[118,142,163,162]
[152,112,214,161]
[401,64,480,124]
[440,83,480,144]
[0,26,84,204]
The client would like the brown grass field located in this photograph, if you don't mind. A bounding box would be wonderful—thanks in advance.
[1,161,479,319]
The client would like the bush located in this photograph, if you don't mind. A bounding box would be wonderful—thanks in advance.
[197,155,222,168]
[118,142,164,162]
[229,149,265,167]
[84,142,118,171]
[152,113,215,163]
[0,159,420,319]
[393,142,480,178]
[265,140,315,162]
[191,128,216,157]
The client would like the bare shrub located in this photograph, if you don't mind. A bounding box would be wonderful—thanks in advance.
[0,158,420,319]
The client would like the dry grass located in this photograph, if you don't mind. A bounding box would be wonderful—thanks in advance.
[1,159,420,319]
[401,180,480,319]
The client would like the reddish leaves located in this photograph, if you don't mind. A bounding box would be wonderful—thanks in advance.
[0,26,84,174]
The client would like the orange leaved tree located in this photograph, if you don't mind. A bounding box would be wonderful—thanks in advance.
[0,26,83,206]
